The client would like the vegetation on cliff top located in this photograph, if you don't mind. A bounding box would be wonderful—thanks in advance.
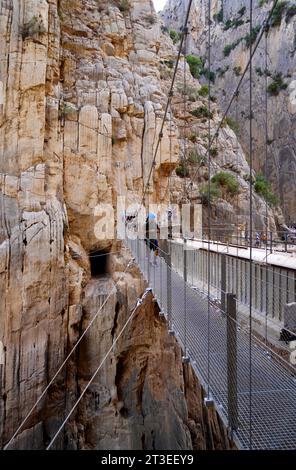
[267,73,288,95]
[254,173,278,206]
[211,171,240,197]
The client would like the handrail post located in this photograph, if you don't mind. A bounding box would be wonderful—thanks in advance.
[221,254,226,316]
[167,239,173,331]
[137,237,139,262]
[148,242,151,286]
[182,238,190,363]
[227,293,239,432]
[153,247,156,293]
[166,211,173,328]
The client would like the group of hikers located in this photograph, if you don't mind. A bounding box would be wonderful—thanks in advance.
[125,211,296,258]
[124,212,161,266]
[255,231,268,248]
[254,227,296,248]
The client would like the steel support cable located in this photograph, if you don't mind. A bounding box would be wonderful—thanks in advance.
[163,101,174,267]
[157,242,296,396]
[46,288,151,450]
[87,250,124,258]
[182,258,296,373]
[206,0,212,400]
[167,249,296,376]
[168,104,173,329]
[264,25,269,345]
[122,0,193,234]
[248,0,254,450]
[235,91,240,261]
[169,103,173,207]
[147,180,151,284]
[136,0,195,216]
[3,258,134,450]
[194,263,296,328]
[159,134,163,305]
[182,22,189,360]
[186,0,280,192]
[183,25,188,204]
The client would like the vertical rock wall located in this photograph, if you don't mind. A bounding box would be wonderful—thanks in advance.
[161,0,296,221]
[0,0,266,449]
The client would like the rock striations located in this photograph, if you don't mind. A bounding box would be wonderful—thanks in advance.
[161,0,296,221]
[0,0,282,450]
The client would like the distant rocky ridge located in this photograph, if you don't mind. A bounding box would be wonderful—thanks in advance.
[161,0,296,221]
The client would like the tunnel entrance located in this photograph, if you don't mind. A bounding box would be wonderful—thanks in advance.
[89,249,110,277]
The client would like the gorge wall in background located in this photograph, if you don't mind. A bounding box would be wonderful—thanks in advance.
[0,0,281,449]
[161,0,296,221]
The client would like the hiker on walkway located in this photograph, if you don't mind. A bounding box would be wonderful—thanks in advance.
[145,213,159,266]
[255,231,261,248]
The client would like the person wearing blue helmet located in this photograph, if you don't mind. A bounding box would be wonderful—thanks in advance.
[145,213,159,266]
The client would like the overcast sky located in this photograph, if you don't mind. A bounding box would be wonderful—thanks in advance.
[152,0,167,12]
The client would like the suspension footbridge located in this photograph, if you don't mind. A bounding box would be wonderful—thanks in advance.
[126,238,296,450]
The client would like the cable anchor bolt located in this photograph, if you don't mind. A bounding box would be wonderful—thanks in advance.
[168,327,175,336]
[204,397,215,408]
[182,355,190,364]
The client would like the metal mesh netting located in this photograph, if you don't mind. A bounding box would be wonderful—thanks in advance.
[127,238,296,450]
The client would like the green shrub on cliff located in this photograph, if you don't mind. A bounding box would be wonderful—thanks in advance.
[223,39,241,57]
[186,55,204,79]
[286,4,296,23]
[188,150,205,165]
[223,116,240,134]
[244,25,261,48]
[267,73,288,95]
[254,173,278,205]
[270,1,289,26]
[198,85,209,97]
[199,182,221,204]
[211,172,239,196]
[169,29,181,44]
[214,8,224,23]
[176,163,190,178]
[190,106,213,119]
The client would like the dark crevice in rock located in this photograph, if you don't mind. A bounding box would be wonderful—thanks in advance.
[141,432,146,450]
[136,358,148,415]
[111,301,120,342]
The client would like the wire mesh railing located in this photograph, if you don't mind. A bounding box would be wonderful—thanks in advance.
[195,228,296,254]
[126,237,296,450]
[169,240,296,327]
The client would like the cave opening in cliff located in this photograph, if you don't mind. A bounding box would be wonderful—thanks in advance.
[89,249,110,277]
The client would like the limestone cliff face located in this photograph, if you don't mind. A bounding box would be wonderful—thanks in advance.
[74,276,232,450]
[161,0,296,221]
[0,0,279,450]
[0,0,236,450]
